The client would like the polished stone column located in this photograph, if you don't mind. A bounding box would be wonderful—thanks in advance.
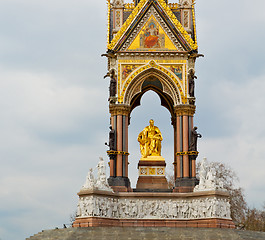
[174,105,198,192]
[107,104,131,192]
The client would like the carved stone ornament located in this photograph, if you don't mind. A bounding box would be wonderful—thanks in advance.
[96,157,113,191]
[174,104,196,117]
[109,104,130,116]
[112,0,124,8]
[194,158,226,192]
[179,0,193,8]
[80,157,113,192]
[81,168,95,191]
[76,195,231,220]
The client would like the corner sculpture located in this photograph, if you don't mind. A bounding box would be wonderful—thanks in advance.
[109,69,117,103]
[188,68,197,98]
[194,157,225,192]
[189,126,202,152]
[105,126,116,151]
[80,157,112,192]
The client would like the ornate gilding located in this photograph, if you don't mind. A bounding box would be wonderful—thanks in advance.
[185,63,187,96]
[159,0,197,50]
[125,3,135,10]
[109,104,131,116]
[108,0,145,50]
[118,64,121,98]
[121,6,185,52]
[107,0,111,44]
[174,104,196,116]
[192,6,197,46]
[108,0,197,51]
[119,60,186,104]
[168,3,178,10]
[176,151,199,156]
[107,150,130,156]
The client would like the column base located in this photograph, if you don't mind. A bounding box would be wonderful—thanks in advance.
[174,177,199,193]
[108,176,131,192]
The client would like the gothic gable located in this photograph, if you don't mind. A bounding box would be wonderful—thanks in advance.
[108,0,197,52]
[124,7,185,52]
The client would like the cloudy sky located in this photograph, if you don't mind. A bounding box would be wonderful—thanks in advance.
[0,0,264,239]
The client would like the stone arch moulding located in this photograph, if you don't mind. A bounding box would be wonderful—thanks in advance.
[122,62,185,116]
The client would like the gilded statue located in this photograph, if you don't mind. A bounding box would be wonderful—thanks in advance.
[137,119,163,158]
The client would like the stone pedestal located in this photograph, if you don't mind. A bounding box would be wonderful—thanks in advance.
[136,156,168,190]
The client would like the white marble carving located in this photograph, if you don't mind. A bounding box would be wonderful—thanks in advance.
[95,157,113,191]
[76,195,231,220]
[194,157,226,192]
[80,157,112,192]
[81,168,95,191]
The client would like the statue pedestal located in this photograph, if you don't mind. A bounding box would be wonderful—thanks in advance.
[136,156,168,190]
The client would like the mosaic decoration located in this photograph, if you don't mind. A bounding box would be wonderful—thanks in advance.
[149,168,156,175]
[123,7,184,52]
[164,65,183,80]
[139,166,165,176]
[142,19,163,48]
[157,168,164,175]
[128,16,177,51]
[140,168,148,175]
[121,65,141,81]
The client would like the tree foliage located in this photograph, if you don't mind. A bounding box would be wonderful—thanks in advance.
[244,205,265,232]
[208,162,247,225]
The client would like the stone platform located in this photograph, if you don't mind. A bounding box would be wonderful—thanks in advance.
[27,227,265,240]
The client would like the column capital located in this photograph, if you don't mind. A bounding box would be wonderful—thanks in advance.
[174,105,196,117]
[109,104,131,116]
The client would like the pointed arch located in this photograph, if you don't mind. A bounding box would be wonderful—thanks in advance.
[123,63,184,106]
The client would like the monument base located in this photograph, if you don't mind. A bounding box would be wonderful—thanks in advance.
[73,189,235,229]
[136,156,168,190]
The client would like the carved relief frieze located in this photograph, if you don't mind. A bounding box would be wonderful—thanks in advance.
[77,194,232,220]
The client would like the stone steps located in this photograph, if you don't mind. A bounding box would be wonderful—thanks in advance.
[26,227,265,240]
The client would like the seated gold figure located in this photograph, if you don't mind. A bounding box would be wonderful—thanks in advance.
[137,119,163,158]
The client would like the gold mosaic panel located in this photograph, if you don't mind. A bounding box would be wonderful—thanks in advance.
[149,168,156,175]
